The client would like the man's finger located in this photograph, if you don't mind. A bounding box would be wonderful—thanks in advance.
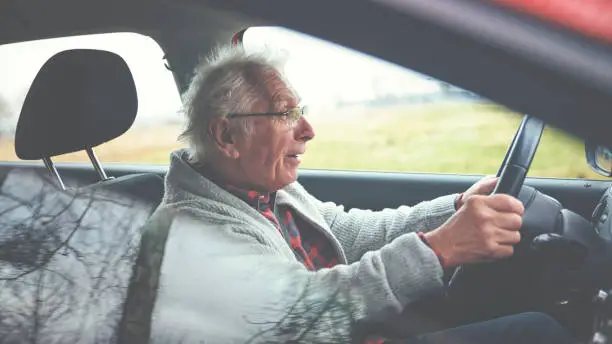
[494,228,522,245]
[491,244,515,259]
[481,175,498,183]
[478,177,499,194]
[493,213,523,230]
[486,194,525,215]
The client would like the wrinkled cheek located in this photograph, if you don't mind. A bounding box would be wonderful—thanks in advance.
[242,157,266,179]
[274,158,286,175]
[277,158,294,175]
[284,159,300,179]
[258,155,280,183]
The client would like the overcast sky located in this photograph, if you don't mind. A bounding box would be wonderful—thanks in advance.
[0,27,443,130]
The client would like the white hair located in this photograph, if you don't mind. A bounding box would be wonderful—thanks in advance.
[179,44,287,163]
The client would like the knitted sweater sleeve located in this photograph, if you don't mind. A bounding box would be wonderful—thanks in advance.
[304,188,459,263]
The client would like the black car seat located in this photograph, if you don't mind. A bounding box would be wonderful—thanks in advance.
[0,49,166,342]
[14,48,164,205]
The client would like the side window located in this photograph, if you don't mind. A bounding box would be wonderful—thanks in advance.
[0,32,183,164]
[242,27,603,180]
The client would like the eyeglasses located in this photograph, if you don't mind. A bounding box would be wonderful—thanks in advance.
[227,106,308,123]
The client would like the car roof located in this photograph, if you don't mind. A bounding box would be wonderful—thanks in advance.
[0,0,247,45]
[2,0,612,147]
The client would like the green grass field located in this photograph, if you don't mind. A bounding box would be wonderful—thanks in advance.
[0,101,604,180]
[302,102,604,179]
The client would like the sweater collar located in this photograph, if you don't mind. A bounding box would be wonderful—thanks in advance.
[184,155,276,212]
[164,148,330,229]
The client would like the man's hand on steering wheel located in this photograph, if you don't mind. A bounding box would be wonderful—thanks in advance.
[437,114,544,269]
[425,194,525,268]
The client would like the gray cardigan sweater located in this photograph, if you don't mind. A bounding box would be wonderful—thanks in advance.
[131,149,458,343]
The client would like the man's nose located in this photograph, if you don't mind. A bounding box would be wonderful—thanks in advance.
[295,117,315,142]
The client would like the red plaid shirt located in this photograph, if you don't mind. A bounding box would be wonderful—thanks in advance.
[225,185,339,271]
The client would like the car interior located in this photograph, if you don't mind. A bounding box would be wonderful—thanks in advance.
[2,0,612,343]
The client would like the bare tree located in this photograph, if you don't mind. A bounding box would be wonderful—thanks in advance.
[240,279,402,344]
[244,284,358,344]
[0,168,155,344]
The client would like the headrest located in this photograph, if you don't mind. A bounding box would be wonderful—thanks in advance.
[15,49,138,160]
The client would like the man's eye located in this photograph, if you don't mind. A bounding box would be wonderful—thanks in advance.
[290,109,301,120]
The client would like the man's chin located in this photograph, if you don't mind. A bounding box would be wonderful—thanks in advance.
[271,171,298,191]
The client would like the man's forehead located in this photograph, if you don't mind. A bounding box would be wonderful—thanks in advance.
[261,70,300,106]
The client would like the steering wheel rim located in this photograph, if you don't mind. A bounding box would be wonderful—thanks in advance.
[446,115,545,305]
[492,115,546,197]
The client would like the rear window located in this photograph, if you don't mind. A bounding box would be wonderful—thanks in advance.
[0,32,183,164]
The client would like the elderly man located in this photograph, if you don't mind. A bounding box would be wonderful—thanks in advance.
[128,45,574,344]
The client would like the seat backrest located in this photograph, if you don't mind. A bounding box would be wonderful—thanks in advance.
[14,48,164,206]
[0,168,156,342]
[84,172,165,206]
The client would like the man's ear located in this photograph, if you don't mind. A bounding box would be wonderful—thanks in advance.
[209,117,240,159]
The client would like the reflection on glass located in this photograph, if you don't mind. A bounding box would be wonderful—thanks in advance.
[0,168,156,343]
[595,146,612,174]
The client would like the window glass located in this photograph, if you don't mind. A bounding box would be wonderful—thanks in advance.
[242,26,603,179]
[0,29,602,179]
[0,32,183,164]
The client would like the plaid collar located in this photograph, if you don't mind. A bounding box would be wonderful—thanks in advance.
[225,184,276,211]
[189,160,277,211]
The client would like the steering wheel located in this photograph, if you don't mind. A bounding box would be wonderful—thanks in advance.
[445,115,545,322]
